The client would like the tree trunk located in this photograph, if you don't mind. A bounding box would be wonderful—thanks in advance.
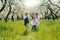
[11,15,14,21]
[0,0,7,12]
[5,3,11,22]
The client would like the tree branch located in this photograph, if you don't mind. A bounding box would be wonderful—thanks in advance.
[0,0,7,12]
[5,2,11,22]
[48,0,60,8]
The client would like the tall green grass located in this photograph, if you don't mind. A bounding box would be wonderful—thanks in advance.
[0,19,60,40]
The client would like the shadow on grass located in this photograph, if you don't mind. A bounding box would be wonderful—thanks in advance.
[0,25,7,31]
[22,30,29,36]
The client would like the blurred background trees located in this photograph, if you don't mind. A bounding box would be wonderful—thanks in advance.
[0,0,60,22]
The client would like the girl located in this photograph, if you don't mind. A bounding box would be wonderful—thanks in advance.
[23,12,29,30]
[31,16,38,31]
[33,12,40,31]
[35,13,40,24]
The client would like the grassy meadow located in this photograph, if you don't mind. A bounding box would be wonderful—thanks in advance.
[0,19,60,40]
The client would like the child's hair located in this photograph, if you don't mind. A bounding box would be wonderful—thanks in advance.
[32,16,35,19]
[35,13,38,15]
[25,12,28,16]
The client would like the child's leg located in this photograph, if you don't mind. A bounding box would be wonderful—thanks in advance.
[26,23,30,30]
[34,25,36,30]
[32,25,36,30]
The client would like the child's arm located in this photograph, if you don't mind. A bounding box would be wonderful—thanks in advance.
[23,15,27,19]
[28,15,32,20]
[31,21,33,24]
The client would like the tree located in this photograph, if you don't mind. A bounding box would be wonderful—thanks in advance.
[40,0,60,20]
[4,2,11,22]
[48,0,60,20]
[0,0,7,12]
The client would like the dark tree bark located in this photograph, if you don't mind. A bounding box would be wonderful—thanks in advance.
[17,15,20,20]
[48,0,60,19]
[11,10,15,21]
[11,14,14,21]
[45,0,60,20]
[0,18,1,20]
[1,0,3,3]
[0,0,7,12]
[49,0,60,8]
[47,4,55,20]
[55,9,60,14]
[5,3,11,22]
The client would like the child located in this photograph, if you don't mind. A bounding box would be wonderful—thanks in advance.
[23,12,29,30]
[31,16,38,31]
[34,12,40,31]
[35,13,40,24]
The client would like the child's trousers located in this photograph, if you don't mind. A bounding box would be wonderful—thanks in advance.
[25,23,29,30]
[32,25,36,30]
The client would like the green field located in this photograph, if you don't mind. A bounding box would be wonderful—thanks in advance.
[0,19,60,40]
